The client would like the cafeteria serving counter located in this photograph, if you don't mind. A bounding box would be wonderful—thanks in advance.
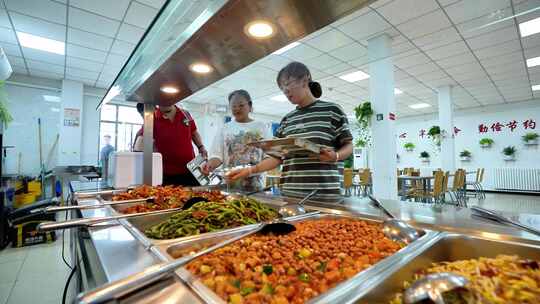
[68,182,540,303]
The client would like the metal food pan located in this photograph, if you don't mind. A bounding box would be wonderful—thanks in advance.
[354,232,540,303]
[120,198,289,247]
[152,212,437,304]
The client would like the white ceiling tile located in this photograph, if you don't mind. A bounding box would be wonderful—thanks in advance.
[524,44,540,59]
[456,7,514,39]
[281,43,323,61]
[414,27,461,51]
[466,25,518,50]
[66,67,99,79]
[29,68,63,79]
[392,40,416,56]
[67,28,113,52]
[480,51,523,68]
[444,0,510,24]
[255,55,291,71]
[21,47,64,65]
[513,0,540,23]
[70,0,130,21]
[330,6,371,27]
[135,0,166,9]
[69,7,120,38]
[303,54,342,70]
[0,27,17,44]
[110,39,135,56]
[305,29,354,53]
[406,62,441,76]
[65,74,96,86]
[331,42,366,62]
[397,9,452,39]
[348,55,370,68]
[106,53,128,67]
[425,41,470,60]
[438,0,460,6]
[473,39,521,59]
[324,62,354,75]
[394,52,430,69]
[11,65,27,74]
[26,59,64,74]
[66,56,103,72]
[95,81,111,89]
[124,1,157,28]
[10,12,65,41]
[6,55,24,67]
[337,11,391,40]
[6,0,66,24]
[0,9,11,28]
[522,34,540,50]
[66,44,107,62]
[116,23,144,43]
[308,67,329,80]
[377,0,439,25]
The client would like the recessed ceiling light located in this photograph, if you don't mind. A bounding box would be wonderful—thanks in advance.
[394,88,403,95]
[339,70,370,83]
[532,84,540,91]
[16,32,65,55]
[271,94,288,102]
[161,86,180,94]
[519,17,540,37]
[408,103,431,109]
[526,56,540,67]
[43,95,61,102]
[273,42,300,55]
[190,63,212,74]
[245,21,275,39]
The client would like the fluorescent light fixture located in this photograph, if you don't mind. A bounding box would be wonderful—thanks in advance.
[394,88,403,95]
[339,70,370,82]
[161,86,179,94]
[526,56,540,67]
[273,42,300,55]
[532,85,540,91]
[519,17,540,37]
[43,95,61,102]
[408,103,431,109]
[190,63,212,74]
[16,32,65,55]
[245,21,274,39]
[271,94,288,102]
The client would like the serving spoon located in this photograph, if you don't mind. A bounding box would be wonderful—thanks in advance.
[278,189,318,217]
[368,195,421,244]
[403,272,468,304]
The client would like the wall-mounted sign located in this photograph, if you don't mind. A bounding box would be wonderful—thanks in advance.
[64,108,80,127]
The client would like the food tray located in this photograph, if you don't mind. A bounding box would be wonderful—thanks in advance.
[118,198,289,247]
[150,212,437,304]
[354,232,540,303]
[248,137,322,158]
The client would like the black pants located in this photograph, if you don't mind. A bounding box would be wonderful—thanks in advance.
[163,173,199,186]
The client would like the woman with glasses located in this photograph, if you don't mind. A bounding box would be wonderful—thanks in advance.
[202,89,271,191]
[227,62,353,201]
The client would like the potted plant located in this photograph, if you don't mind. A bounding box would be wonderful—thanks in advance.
[502,146,517,161]
[353,102,373,148]
[459,150,472,161]
[404,142,415,152]
[522,132,539,145]
[419,151,430,162]
[428,125,444,147]
[0,81,13,130]
[479,137,494,148]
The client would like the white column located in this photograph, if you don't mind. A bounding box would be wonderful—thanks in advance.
[57,80,84,166]
[368,34,398,200]
[437,86,456,171]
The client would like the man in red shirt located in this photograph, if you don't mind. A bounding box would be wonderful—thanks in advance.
[134,104,207,186]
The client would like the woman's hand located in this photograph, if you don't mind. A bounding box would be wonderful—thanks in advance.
[225,168,251,182]
[319,148,338,162]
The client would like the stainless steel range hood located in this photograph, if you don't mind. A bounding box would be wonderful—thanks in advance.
[99,0,373,107]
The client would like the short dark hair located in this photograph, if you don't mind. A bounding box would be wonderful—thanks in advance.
[227,89,253,108]
[276,61,322,98]
[136,103,144,116]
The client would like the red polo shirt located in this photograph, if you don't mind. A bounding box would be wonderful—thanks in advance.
[143,106,197,175]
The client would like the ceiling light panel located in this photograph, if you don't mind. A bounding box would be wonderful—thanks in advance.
[339,70,370,82]
[519,17,540,38]
[17,32,65,55]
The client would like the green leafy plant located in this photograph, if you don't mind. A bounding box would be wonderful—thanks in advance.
[479,138,494,146]
[420,151,430,158]
[404,142,415,150]
[502,146,516,156]
[353,102,373,148]
[0,81,13,129]
[343,154,354,168]
[522,132,539,142]
[459,150,472,157]
[427,125,443,147]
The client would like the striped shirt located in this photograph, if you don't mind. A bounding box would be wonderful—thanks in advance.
[274,100,353,202]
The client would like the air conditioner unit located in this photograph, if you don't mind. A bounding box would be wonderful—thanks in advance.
[0,48,13,81]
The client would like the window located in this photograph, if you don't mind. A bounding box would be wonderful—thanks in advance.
[99,104,143,163]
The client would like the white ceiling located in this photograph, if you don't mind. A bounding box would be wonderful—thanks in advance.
[186,0,540,118]
[0,0,166,89]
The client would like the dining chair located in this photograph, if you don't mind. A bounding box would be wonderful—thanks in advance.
[466,168,485,199]
[419,170,445,203]
[343,168,354,196]
[359,168,372,196]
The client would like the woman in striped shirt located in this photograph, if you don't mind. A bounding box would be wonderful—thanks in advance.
[227,62,353,202]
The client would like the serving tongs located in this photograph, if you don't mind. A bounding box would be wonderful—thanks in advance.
[30,197,156,214]
[471,205,540,237]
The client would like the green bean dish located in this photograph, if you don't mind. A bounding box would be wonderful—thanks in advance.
[144,198,278,239]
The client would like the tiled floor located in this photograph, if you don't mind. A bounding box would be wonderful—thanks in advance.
[0,192,539,304]
[0,233,70,304]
